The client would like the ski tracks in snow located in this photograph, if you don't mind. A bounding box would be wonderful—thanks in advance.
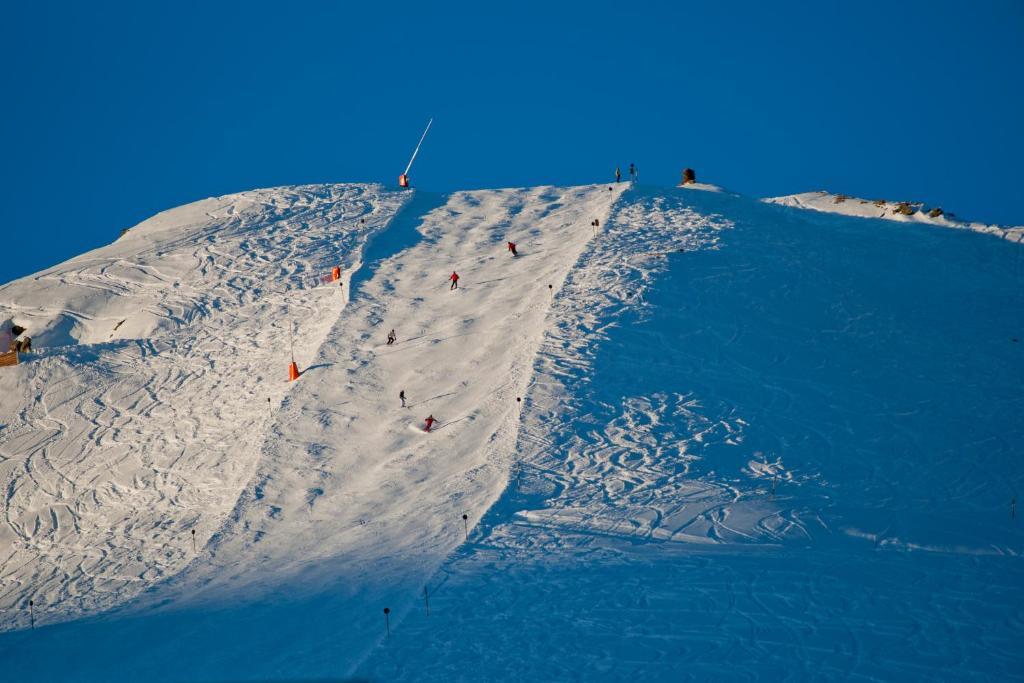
[126,183,628,674]
[0,184,407,629]
[493,190,771,549]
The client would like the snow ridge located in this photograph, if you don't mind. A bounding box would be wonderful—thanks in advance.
[765,190,1024,242]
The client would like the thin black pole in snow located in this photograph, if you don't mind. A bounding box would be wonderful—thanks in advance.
[462,513,469,540]
[289,321,296,365]
[267,397,272,417]
[424,587,430,616]
[29,600,34,630]
[383,607,391,638]
[191,528,197,553]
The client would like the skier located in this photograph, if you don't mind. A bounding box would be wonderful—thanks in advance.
[424,414,436,432]
[400,390,406,408]
[615,167,621,183]
[629,163,636,181]
[449,271,460,290]
[507,241,518,257]
[386,329,396,346]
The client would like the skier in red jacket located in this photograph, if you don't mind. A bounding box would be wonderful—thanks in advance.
[424,415,436,432]
[507,241,518,257]
[449,271,460,290]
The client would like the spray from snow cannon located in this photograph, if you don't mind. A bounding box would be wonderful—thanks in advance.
[398,118,433,188]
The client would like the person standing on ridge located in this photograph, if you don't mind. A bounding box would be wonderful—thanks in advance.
[424,414,436,432]
[629,163,636,182]
[615,167,622,183]
[507,241,518,257]
[400,390,406,408]
[449,271,460,290]
[386,329,396,346]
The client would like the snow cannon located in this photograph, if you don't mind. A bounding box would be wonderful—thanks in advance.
[398,118,432,190]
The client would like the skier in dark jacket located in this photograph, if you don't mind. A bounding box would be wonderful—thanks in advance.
[400,390,406,408]
[507,241,518,257]
[615,167,621,183]
[449,271,460,290]
[629,163,636,181]
[387,329,396,345]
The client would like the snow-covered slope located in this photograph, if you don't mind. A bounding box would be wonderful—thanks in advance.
[357,187,1024,681]
[0,184,409,624]
[765,190,1024,242]
[0,181,628,680]
[1,181,1022,681]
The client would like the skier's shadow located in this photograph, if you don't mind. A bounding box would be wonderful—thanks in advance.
[382,332,477,353]
[406,391,457,408]
[433,414,472,431]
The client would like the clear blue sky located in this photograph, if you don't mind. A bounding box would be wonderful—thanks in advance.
[2,1,1022,283]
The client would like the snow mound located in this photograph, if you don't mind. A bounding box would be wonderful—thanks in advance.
[764,190,1024,242]
[678,181,726,193]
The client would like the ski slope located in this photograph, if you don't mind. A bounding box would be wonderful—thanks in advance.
[1,181,1022,681]
[0,184,410,625]
[358,187,1024,681]
[0,181,627,680]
